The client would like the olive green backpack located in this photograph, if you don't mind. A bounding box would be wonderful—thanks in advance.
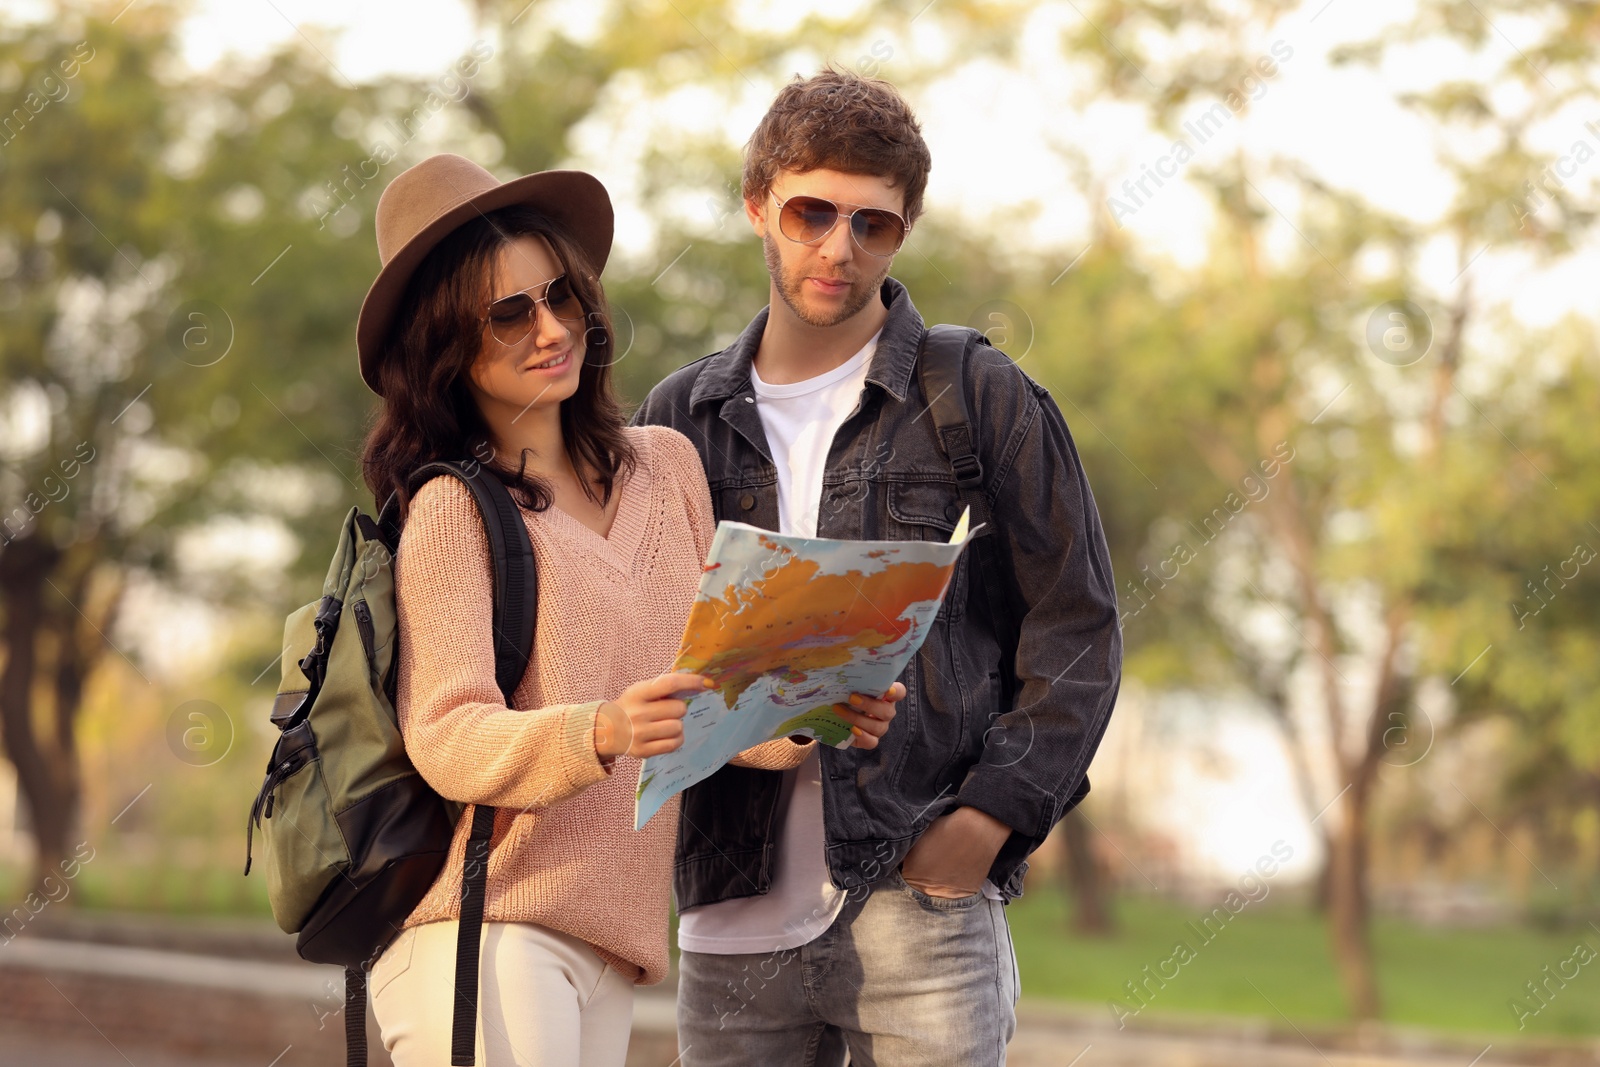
[245,460,538,1067]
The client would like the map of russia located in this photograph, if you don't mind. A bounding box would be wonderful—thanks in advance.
[633,508,980,829]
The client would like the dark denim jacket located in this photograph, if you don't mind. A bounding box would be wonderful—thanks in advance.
[630,276,1122,909]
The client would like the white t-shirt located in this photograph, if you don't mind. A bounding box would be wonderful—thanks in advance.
[675,329,999,956]
[748,332,878,539]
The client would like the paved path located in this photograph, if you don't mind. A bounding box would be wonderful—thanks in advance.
[0,1027,249,1067]
[0,934,1585,1066]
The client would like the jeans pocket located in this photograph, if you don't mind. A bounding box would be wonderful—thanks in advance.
[892,867,984,910]
[370,924,418,999]
[1005,916,1021,1008]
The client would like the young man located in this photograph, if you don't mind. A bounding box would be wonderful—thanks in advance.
[630,68,1122,1066]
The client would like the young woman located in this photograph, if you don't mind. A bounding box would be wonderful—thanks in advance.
[353,153,904,1067]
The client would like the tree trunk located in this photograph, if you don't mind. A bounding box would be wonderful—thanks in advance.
[40,556,110,886]
[1326,635,1406,1023]
[1325,783,1380,1019]
[0,532,75,895]
[1311,835,1333,913]
[1061,807,1116,935]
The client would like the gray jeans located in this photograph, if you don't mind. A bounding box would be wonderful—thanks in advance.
[675,868,1019,1066]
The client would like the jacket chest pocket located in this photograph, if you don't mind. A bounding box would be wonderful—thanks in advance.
[884,480,967,624]
[714,482,777,530]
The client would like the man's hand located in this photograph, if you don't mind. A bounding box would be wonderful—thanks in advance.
[835,681,904,749]
[899,806,1013,899]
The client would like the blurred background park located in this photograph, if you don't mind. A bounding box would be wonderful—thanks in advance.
[2,0,1599,1063]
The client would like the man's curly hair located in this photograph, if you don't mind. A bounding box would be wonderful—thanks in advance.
[743,66,933,226]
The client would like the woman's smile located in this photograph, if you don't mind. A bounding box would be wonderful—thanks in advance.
[522,347,573,373]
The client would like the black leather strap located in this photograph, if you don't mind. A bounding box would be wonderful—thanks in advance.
[375,489,402,554]
[916,325,1022,687]
[451,801,498,1065]
[381,459,539,1067]
[343,965,367,1067]
[397,461,539,701]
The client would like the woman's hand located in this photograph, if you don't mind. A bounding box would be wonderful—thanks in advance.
[834,681,905,750]
[595,671,711,759]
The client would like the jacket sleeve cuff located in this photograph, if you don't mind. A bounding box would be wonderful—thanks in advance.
[954,764,1059,842]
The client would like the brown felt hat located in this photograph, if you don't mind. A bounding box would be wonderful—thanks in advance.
[356,153,613,397]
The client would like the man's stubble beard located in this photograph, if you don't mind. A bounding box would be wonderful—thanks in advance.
[763,231,889,328]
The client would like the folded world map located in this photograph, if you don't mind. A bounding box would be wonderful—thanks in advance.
[633,507,980,829]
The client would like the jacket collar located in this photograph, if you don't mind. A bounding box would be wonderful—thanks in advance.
[687,275,927,410]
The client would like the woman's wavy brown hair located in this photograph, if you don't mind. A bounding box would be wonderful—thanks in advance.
[360,204,636,523]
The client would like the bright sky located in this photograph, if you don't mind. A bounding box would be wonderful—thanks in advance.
[38,0,1590,880]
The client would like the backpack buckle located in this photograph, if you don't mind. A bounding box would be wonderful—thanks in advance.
[951,452,983,490]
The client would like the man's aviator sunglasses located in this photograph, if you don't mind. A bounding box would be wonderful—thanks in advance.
[484,274,585,347]
[770,193,908,258]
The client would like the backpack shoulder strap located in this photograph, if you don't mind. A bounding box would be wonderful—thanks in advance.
[387,460,538,705]
[377,459,538,1067]
[915,324,1021,666]
[918,324,991,495]
[343,964,367,1067]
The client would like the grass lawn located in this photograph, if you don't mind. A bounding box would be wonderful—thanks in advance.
[1005,888,1600,1039]
[6,856,1595,1041]
[0,857,272,920]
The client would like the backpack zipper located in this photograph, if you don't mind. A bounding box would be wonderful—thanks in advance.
[244,750,307,875]
[353,599,376,664]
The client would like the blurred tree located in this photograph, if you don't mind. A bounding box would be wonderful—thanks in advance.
[0,2,190,897]
[1046,0,1600,1020]
[0,0,418,894]
[1350,1,1600,921]
[1059,806,1116,934]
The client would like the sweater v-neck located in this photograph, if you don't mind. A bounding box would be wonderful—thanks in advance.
[532,426,650,578]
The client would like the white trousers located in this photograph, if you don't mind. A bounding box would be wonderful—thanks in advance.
[371,919,635,1067]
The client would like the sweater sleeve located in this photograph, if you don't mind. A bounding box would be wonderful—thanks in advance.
[652,428,820,773]
[732,735,816,770]
[393,474,613,810]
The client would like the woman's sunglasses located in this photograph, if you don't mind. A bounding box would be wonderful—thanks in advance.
[483,273,585,347]
[770,193,908,258]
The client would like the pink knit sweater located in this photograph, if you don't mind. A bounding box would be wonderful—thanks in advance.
[391,424,814,985]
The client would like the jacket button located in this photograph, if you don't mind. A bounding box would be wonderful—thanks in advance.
[740,493,756,510]
[945,504,958,520]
